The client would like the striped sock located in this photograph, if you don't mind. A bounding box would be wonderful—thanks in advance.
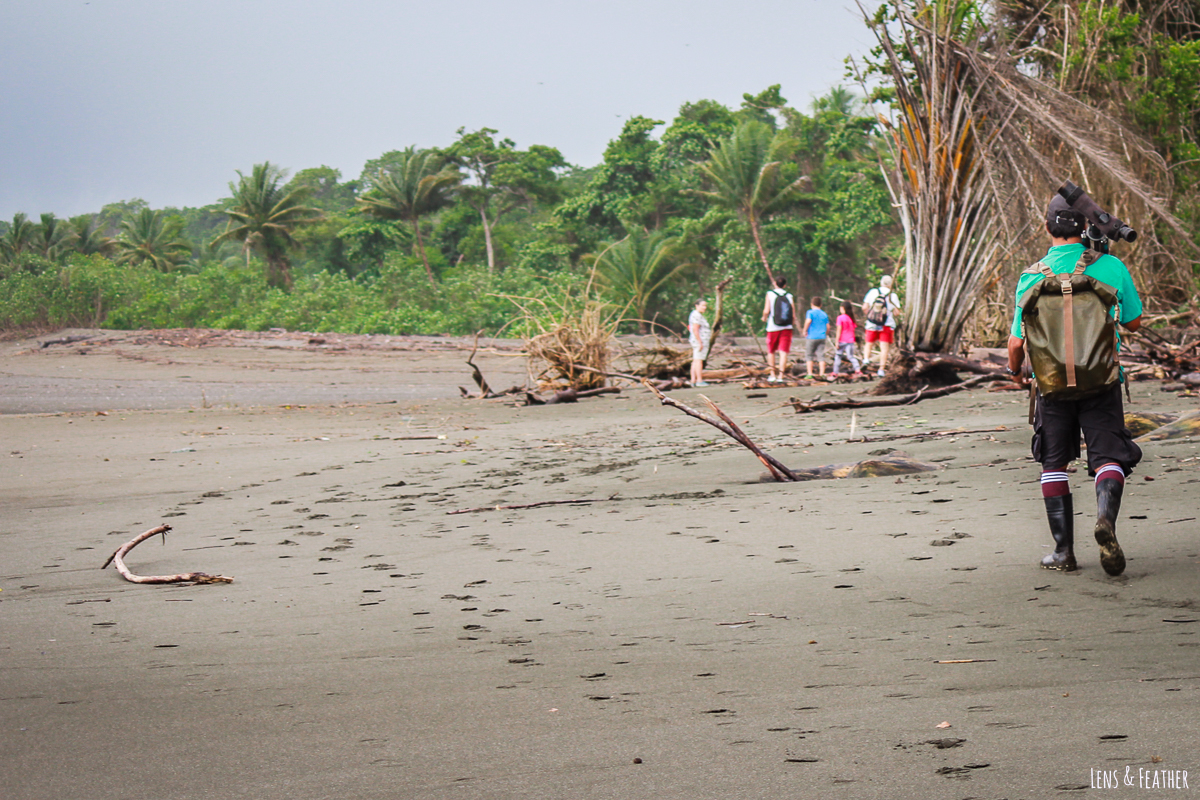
[1041,470,1071,498]
[1095,463,1125,485]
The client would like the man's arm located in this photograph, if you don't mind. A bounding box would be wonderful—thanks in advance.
[1122,315,1142,332]
[1007,335,1028,386]
[762,295,771,323]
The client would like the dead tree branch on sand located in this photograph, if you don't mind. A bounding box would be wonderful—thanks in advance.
[523,386,622,405]
[101,525,233,585]
[643,380,803,482]
[460,330,524,399]
[791,373,1008,413]
[467,330,491,396]
[447,494,621,515]
[702,276,734,366]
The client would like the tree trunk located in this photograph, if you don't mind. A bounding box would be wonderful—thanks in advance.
[412,218,436,287]
[266,255,292,291]
[480,207,496,272]
[747,212,776,285]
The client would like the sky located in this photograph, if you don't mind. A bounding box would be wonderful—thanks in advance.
[0,1,874,220]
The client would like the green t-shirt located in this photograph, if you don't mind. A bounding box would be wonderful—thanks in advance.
[1009,243,1143,339]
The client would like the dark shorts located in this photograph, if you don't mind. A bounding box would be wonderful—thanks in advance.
[1031,383,1142,475]
[804,338,826,361]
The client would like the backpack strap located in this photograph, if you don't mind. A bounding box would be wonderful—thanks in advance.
[1058,250,1101,389]
[1059,270,1076,388]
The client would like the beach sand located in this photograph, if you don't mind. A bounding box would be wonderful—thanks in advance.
[3,330,1198,799]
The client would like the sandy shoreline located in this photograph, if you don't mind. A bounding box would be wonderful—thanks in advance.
[3,330,1199,798]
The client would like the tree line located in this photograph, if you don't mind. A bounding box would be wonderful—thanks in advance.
[5,0,1199,348]
[0,84,899,338]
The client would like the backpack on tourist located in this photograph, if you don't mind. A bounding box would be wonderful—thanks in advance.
[771,290,793,327]
[865,289,891,327]
[1018,249,1120,400]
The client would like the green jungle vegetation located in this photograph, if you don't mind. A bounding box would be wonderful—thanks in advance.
[0,84,895,340]
[3,1,1199,345]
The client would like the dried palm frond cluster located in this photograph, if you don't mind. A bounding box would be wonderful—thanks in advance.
[855,0,1193,353]
[508,293,620,391]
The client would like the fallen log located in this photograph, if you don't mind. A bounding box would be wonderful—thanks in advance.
[872,349,1005,395]
[523,386,621,405]
[912,352,1007,376]
[102,525,233,585]
[791,373,1008,413]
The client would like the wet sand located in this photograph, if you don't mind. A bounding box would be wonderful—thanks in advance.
[3,330,1199,799]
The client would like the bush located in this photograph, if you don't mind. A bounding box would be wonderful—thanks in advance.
[0,252,591,338]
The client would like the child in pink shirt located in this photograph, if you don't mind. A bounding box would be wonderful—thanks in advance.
[831,301,863,378]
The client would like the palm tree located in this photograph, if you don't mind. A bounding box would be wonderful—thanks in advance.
[31,213,78,260]
[68,215,117,257]
[857,0,1186,351]
[356,147,459,286]
[212,162,322,290]
[590,231,694,333]
[694,121,812,283]
[1,213,37,264]
[115,209,192,271]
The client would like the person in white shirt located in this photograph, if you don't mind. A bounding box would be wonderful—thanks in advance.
[861,275,901,376]
[760,276,797,382]
[688,299,711,387]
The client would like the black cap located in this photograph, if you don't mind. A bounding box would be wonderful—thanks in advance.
[1046,194,1085,232]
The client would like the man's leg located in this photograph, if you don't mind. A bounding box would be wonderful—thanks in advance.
[1040,467,1076,571]
[1033,392,1084,571]
[1093,463,1126,576]
[878,339,891,375]
[1081,384,1140,577]
[778,349,789,380]
[766,349,776,380]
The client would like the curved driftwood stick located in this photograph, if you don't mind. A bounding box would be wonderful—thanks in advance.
[644,380,803,482]
[102,525,233,585]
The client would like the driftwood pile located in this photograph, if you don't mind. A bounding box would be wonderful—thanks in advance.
[1126,324,1200,395]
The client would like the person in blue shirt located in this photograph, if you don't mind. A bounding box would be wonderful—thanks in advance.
[1006,194,1144,576]
[801,297,830,379]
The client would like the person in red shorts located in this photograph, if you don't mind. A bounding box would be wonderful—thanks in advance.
[761,276,796,382]
[861,275,901,376]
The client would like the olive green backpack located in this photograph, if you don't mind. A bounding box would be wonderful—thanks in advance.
[1018,249,1121,400]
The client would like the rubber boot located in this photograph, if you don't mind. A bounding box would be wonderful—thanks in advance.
[1094,479,1126,576]
[1040,494,1077,571]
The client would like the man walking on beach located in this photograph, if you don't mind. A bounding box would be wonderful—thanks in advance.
[1007,194,1143,575]
[861,275,900,377]
[761,277,796,383]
